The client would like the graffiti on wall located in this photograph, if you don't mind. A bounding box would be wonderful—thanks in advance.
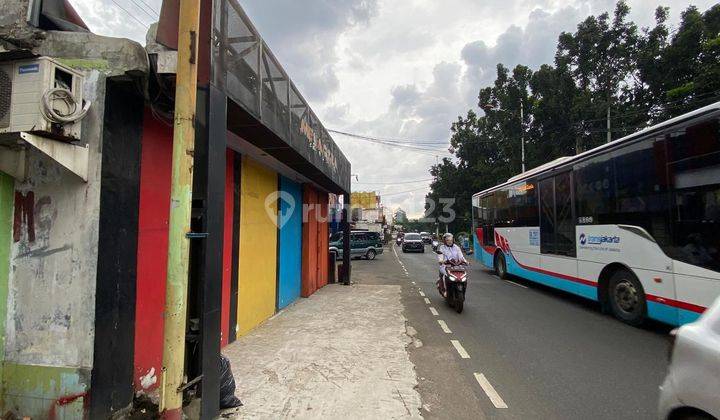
[13,191,53,244]
[13,191,35,243]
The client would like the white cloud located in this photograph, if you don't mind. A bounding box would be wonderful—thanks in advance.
[70,0,718,218]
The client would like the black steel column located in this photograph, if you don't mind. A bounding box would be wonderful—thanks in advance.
[91,80,143,418]
[191,83,227,420]
[342,192,351,285]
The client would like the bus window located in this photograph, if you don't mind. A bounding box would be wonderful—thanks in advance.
[509,181,538,227]
[667,118,720,272]
[613,138,672,246]
[539,177,555,254]
[539,173,576,257]
[555,172,576,257]
[575,153,615,225]
[472,197,481,226]
[495,188,512,227]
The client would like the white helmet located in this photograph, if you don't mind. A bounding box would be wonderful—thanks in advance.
[443,233,454,244]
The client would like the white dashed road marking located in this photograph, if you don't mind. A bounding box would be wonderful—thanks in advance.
[429,307,439,316]
[419,291,425,297]
[451,340,470,359]
[474,373,508,409]
[424,297,431,305]
[437,320,452,334]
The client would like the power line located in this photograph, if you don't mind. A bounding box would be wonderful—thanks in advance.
[353,178,434,185]
[137,0,160,15]
[110,0,149,28]
[329,129,451,148]
[334,135,452,156]
[127,0,159,21]
[380,186,430,197]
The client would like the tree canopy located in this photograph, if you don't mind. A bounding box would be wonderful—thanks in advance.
[427,1,720,233]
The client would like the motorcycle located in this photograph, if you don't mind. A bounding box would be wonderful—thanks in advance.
[396,236,403,246]
[431,239,439,252]
[437,259,468,313]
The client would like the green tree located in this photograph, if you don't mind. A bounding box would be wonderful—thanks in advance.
[427,1,720,230]
[555,1,640,147]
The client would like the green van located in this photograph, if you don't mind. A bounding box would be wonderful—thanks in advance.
[329,231,384,260]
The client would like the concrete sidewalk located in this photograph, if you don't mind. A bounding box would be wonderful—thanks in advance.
[223,283,422,419]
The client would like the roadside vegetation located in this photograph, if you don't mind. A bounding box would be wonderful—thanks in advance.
[426,1,720,233]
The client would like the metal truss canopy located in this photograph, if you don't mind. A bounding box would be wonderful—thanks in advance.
[211,0,351,194]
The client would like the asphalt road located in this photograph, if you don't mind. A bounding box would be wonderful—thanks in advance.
[353,244,673,420]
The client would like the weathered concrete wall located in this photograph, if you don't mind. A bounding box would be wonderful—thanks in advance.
[0,0,44,50]
[3,66,104,420]
[0,26,148,417]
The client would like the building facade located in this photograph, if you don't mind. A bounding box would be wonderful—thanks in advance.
[0,0,351,418]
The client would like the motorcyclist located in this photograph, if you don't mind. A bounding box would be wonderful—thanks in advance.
[437,233,467,294]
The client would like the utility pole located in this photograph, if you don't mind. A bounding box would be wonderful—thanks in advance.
[606,86,612,144]
[160,0,201,416]
[606,104,612,143]
[520,100,525,172]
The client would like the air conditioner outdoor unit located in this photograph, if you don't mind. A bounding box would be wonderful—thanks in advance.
[0,57,87,141]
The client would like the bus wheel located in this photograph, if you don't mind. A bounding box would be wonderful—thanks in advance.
[495,253,508,280]
[608,269,646,326]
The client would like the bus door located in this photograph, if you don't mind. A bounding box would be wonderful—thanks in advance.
[483,194,495,248]
[538,171,579,290]
[477,194,496,267]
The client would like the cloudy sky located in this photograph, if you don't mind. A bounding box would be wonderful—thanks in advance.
[73,0,715,217]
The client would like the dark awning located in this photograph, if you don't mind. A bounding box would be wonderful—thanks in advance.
[155,0,351,194]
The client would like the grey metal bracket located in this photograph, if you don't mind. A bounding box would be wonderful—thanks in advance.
[19,132,89,182]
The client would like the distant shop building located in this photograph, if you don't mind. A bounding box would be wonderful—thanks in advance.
[0,0,351,418]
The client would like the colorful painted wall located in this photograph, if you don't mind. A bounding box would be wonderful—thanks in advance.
[236,157,278,336]
[133,110,173,395]
[302,186,319,297]
[317,192,329,289]
[277,177,303,309]
[302,186,330,297]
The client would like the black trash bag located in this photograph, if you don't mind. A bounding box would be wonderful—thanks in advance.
[220,354,243,409]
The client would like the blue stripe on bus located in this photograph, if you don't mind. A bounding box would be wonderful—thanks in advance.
[478,246,494,268]
[647,301,680,325]
[480,248,692,326]
[678,308,701,325]
[503,251,598,301]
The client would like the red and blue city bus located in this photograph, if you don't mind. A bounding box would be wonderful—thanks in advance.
[472,102,720,326]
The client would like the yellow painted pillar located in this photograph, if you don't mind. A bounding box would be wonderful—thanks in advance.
[159,0,200,415]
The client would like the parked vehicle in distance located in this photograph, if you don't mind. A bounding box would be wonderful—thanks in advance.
[420,232,432,244]
[659,296,720,420]
[329,231,384,260]
[402,233,424,253]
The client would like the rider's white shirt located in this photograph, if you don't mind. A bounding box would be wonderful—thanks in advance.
[437,244,466,264]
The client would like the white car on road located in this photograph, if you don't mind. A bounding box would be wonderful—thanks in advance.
[659,297,720,420]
